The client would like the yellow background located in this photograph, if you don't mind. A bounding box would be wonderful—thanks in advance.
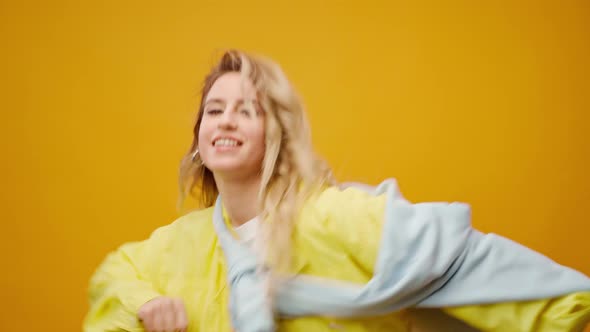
[2,0,589,330]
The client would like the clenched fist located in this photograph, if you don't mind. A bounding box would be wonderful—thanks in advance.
[138,297,188,332]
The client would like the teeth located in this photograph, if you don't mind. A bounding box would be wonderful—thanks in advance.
[214,138,239,147]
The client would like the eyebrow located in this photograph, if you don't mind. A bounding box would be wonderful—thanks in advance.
[204,98,225,105]
[204,98,258,106]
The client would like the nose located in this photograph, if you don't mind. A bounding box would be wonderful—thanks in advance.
[218,107,238,130]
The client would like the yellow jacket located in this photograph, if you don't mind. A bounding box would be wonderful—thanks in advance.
[84,186,590,331]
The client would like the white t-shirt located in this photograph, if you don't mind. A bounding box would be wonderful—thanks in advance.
[234,217,259,247]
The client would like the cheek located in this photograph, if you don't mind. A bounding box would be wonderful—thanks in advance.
[197,121,211,150]
[251,124,266,156]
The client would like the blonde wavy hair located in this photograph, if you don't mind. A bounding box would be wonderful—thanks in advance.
[178,49,335,273]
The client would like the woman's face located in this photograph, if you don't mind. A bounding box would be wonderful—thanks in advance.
[198,72,266,179]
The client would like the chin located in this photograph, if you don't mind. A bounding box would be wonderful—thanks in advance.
[208,160,262,178]
[208,163,249,174]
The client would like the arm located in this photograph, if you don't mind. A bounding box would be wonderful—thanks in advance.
[320,184,590,331]
[443,293,590,332]
[83,237,163,332]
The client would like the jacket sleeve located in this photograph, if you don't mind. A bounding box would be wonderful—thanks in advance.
[318,185,590,332]
[443,293,590,332]
[83,229,168,332]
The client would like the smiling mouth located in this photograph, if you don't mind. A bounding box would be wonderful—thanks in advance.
[212,138,243,147]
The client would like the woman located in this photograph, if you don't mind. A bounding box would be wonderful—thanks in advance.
[84,50,590,332]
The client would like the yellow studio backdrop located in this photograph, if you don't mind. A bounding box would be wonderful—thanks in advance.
[1,0,589,331]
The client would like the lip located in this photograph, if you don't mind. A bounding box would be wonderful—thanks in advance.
[213,145,240,152]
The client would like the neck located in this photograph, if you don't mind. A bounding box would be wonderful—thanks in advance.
[214,172,262,227]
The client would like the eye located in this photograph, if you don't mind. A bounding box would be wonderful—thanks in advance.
[207,109,222,115]
[240,109,252,117]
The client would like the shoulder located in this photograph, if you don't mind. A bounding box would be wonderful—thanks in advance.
[117,207,215,255]
[113,207,216,264]
[306,185,387,217]
[297,184,387,236]
[292,184,389,272]
[149,207,215,242]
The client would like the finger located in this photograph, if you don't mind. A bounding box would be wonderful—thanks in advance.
[138,303,155,331]
[138,303,149,321]
[138,298,158,323]
[173,298,188,331]
[162,298,176,332]
[151,300,165,332]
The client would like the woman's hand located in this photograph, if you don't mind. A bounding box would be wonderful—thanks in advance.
[138,297,188,332]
